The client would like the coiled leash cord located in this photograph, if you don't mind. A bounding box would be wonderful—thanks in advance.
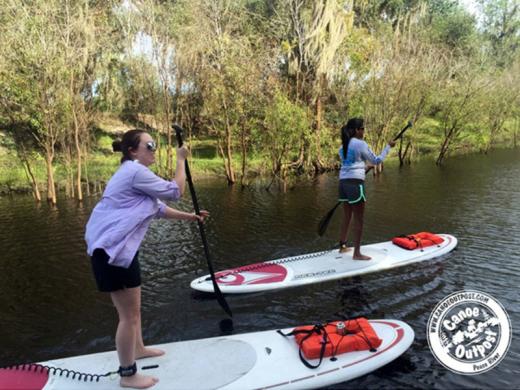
[1,362,159,382]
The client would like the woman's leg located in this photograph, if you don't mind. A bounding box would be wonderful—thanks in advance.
[351,202,371,260]
[339,202,353,252]
[135,310,164,359]
[111,287,158,389]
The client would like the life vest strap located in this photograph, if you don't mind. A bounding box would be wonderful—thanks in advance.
[278,325,328,369]
[278,318,381,369]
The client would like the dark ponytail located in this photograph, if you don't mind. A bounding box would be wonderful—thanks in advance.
[112,129,145,163]
[341,118,364,159]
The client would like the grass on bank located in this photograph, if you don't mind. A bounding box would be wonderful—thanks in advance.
[0,117,517,194]
[0,137,269,194]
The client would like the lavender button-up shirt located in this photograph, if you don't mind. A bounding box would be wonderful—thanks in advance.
[85,160,181,268]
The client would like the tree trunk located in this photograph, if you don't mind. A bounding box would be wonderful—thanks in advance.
[313,93,324,173]
[152,116,163,176]
[436,137,450,166]
[313,73,327,173]
[225,123,235,184]
[514,117,518,148]
[72,108,83,201]
[65,145,74,198]
[163,84,173,178]
[240,123,248,187]
[217,136,235,185]
[83,144,90,196]
[398,138,412,166]
[220,96,236,184]
[45,147,56,204]
[20,149,41,202]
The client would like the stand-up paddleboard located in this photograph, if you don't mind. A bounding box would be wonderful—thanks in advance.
[0,319,414,390]
[191,234,457,294]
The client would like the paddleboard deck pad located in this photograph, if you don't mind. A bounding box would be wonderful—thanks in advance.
[191,234,457,294]
[0,319,414,390]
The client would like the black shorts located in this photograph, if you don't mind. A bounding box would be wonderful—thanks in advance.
[339,179,366,204]
[91,248,141,292]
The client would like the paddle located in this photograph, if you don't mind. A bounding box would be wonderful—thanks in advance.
[365,121,413,176]
[317,121,413,237]
[173,124,233,322]
[317,201,341,237]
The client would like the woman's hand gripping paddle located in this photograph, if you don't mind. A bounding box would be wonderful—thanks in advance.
[173,124,233,327]
[317,121,413,237]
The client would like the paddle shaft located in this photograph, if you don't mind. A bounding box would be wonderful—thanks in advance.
[173,124,232,318]
[366,121,413,175]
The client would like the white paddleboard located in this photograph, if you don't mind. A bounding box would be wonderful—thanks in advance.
[0,320,414,390]
[191,234,457,294]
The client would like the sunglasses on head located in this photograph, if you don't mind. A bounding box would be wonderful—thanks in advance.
[146,141,157,152]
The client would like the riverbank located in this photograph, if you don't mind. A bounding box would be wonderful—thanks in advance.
[1,117,517,195]
[1,145,515,196]
[0,139,271,195]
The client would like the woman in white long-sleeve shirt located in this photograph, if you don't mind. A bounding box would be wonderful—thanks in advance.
[338,118,395,260]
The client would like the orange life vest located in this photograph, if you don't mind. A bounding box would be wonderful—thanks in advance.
[392,232,444,250]
[292,318,382,360]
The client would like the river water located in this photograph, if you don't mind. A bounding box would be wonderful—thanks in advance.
[0,149,519,389]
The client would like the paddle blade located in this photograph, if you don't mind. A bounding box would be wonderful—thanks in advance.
[208,268,233,318]
[318,202,340,236]
[393,121,413,141]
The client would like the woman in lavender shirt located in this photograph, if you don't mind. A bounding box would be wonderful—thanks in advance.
[85,129,208,389]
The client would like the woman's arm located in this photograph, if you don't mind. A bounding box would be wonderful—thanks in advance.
[132,146,189,201]
[162,206,209,222]
[361,140,394,165]
[174,147,188,196]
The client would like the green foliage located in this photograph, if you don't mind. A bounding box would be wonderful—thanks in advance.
[427,1,478,53]
[263,91,311,172]
[477,0,520,67]
[1,0,520,193]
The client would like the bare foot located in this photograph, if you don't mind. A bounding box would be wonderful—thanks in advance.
[353,254,371,261]
[339,246,351,254]
[120,373,159,389]
[135,347,165,360]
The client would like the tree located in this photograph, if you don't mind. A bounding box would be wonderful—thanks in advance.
[477,0,520,67]
[434,59,489,165]
[177,0,271,184]
[0,1,72,204]
[263,91,311,190]
[479,65,520,153]
[280,0,354,172]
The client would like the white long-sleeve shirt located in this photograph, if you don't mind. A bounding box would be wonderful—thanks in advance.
[339,138,391,180]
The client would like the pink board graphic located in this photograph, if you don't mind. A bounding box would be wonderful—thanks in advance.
[216,263,288,286]
[0,368,49,390]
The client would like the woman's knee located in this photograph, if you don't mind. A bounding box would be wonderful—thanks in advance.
[118,308,140,326]
[111,289,142,324]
